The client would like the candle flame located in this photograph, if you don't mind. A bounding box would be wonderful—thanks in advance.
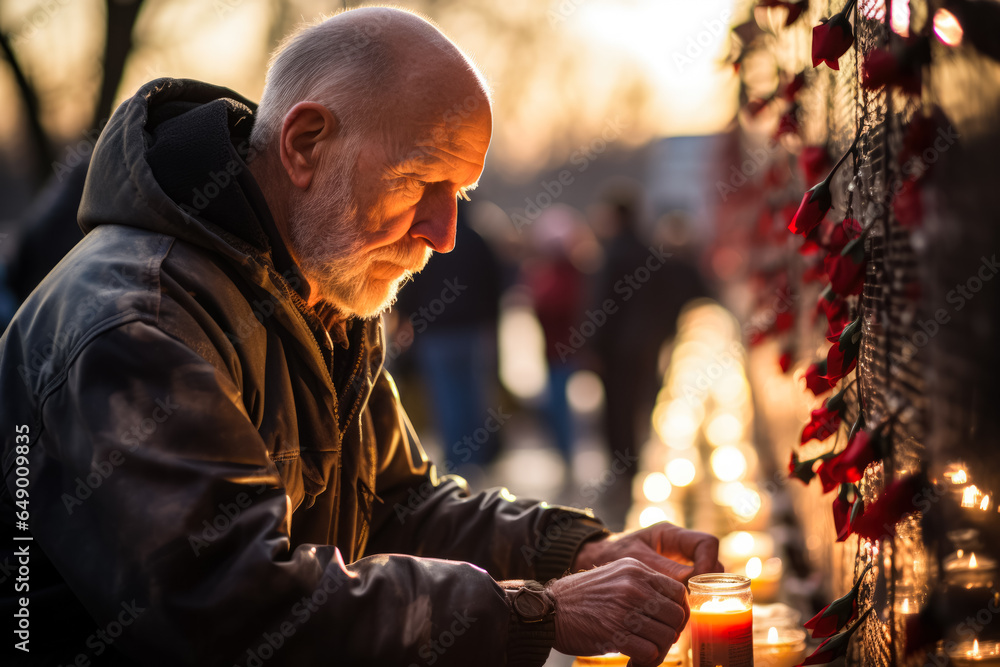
[952,469,968,484]
[971,553,978,568]
[982,495,990,511]
[768,626,779,644]
[901,598,910,613]
[962,485,981,508]
[746,557,763,579]
[698,598,749,613]
[973,639,980,657]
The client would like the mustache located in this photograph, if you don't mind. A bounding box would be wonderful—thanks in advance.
[372,242,432,273]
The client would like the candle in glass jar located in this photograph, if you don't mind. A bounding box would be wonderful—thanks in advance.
[947,639,1000,666]
[944,551,998,590]
[752,626,806,667]
[689,574,754,667]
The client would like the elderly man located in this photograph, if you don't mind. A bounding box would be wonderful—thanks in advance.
[0,8,720,667]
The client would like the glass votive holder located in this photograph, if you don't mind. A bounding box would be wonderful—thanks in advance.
[689,573,754,667]
[753,625,807,667]
[947,639,1000,666]
[944,551,998,590]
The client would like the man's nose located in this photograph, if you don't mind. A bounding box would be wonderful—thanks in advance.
[408,185,457,253]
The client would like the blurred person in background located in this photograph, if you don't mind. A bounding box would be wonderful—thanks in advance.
[0,8,721,667]
[392,200,503,483]
[590,181,709,529]
[522,204,599,483]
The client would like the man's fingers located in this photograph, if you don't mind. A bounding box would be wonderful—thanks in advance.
[645,566,688,605]
[633,591,687,632]
[620,632,667,667]
[664,527,721,574]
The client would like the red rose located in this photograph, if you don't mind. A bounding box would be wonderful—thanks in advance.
[825,218,858,255]
[805,360,833,396]
[833,485,865,542]
[826,237,865,296]
[801,389,847,445]
[788,181,833,237]
[894,177,923,228]
[801,406,841,444]
[823,316,861,384]
[824,305,853,340]
[826,429,882,483]
[838,494,864,542]
[862,47,922,96]
[799,146,831,186]
[851,473,926,541]
[815,459,839,493]
[812,10,855,70]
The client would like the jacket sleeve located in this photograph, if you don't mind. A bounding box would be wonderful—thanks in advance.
[364,372,609,584]
[15,320,538,666]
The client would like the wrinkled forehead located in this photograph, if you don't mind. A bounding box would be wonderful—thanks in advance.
[382,85,493,168]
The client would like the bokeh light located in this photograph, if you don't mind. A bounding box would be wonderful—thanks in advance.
[710,445,748,482]
[933,8,964,47]
[666,457,697,487]
[642,472,673,502]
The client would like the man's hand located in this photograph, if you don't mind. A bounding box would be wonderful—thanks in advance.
[572,521,723,584]
[549,557,689,667]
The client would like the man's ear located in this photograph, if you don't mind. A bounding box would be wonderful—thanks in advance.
[278,101,339,190]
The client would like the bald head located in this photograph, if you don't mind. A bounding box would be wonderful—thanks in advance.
[250,7,490,154]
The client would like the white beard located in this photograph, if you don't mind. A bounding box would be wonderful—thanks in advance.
[286,149,431,319]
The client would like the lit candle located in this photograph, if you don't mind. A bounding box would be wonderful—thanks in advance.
[746,556,783,603]
[570,647,685,667]
[947,639,1000,666]
[944,551,998,590]
[689,574,754,667]
[753,626,807,667]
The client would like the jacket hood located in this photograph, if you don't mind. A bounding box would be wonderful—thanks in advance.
[79,78,275,265]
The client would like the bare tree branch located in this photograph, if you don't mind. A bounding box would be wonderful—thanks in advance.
[0,29,54,186]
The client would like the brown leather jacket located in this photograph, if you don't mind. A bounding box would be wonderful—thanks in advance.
[0,78,606,666]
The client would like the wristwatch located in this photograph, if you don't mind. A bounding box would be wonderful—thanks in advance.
[507,580,557,623]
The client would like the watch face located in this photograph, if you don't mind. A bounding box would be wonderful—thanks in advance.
[515,589,549,620]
